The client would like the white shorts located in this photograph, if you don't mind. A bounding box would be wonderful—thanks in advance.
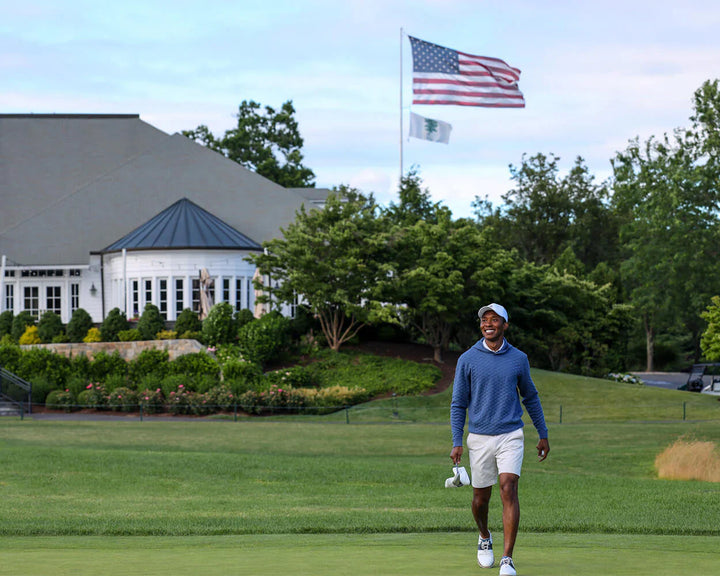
[467,428,524,488]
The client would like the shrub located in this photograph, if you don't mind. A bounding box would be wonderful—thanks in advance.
[137,387,164,414]
[237,312,291,366]
[128,349,170,386]
[0,334,16,348]
[234,308,255,330]
[204,384,235,410]
[107,387,137,412]
[83,327,102,343]
[160,374,191,397]
[169,352,220,383]
[202,302,237,346]
[66,309,93,343]
[156,330,178,340]
[0,310,13,338]
[90,351,127,382]
[29,375,55,404]
[65,374,88,398]
[77,383,108,409]
[179,330,202,341]
[118,329,142,342]
[222,357,262,386]
[19,325,42,345]
[16,347,71,387]
[70,353,92,381]
[11,311,36,342]
[45,389,75,412]
[0,340,21,372]
[137,303,165,340]
[166,386,196,415]
[51,333,70,343]
[264,365,314,388]
[104,373,128,393]
[37,311,64,343]
[238,384,307,415]
[101,308,129,342]
[174,308,202,337]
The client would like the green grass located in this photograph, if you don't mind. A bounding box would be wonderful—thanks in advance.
[1,533,718,576]
[1,366,719,574]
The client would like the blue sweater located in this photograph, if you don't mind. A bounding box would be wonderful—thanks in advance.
[451,339,548,447]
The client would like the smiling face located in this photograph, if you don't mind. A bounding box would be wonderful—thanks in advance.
[480,310,507,349]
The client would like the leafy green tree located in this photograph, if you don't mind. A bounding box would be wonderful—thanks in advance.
[383,206,511,362]
[183,100,315,188]
[612,81,720,369]
[504,262,626,375]
[37,311,64,343]
[701,295,720,361]
[137,304,165,340]
[473,153,619,270]
[101,308,129,342]
[248,187,394,351]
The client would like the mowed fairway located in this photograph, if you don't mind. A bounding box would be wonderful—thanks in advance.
[1,370,719,575]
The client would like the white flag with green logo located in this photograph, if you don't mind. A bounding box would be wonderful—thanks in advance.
[409,112,452,144]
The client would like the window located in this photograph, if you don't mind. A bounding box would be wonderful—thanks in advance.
[223,278,230,303]
[131,280,139,317]
[46,286,61,315]
[175,278,184,315]
[71,283,79,313]
[144,279,152,309]
[236,278,247,311]
[23,286,39,317]
[247,277,253,309]
[5,284,14,311]
[192,279,200,313]
[159,279,168,319]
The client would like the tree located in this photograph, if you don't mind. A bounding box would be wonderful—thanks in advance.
[701,295,720,361]
[183,100,315,188]
[248,187,393,352]
[381,170,516,362]
[612,81,720,369]
[473,153,619,271]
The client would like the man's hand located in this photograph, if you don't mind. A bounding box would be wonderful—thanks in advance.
[537,438,550,462]
[450,446,463,465]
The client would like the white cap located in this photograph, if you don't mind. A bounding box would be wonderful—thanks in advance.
[477,303,508,322]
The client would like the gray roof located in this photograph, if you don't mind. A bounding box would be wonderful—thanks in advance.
[99,198,262,253]
[0,114,329,265]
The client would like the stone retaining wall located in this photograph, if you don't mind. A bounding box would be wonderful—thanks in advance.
[21,339,205,362]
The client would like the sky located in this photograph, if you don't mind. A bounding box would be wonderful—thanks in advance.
[3,0,720,218]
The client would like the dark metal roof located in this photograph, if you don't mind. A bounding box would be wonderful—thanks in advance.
[98,198,262,253]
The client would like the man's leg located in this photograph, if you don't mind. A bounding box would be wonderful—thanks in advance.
[498,473,520,558]
[472,485,493,537]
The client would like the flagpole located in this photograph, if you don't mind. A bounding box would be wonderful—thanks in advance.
[399,26,404,184]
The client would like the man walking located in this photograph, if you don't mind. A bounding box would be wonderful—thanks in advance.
[450,303,549,576]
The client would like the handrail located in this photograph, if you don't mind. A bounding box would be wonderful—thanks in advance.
[0,366,32,414]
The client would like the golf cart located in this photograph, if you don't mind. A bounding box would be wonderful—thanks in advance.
[678,363,720,393]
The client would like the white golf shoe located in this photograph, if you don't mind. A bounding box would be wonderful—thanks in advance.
[499,556,517,576]
[477,533,494,568]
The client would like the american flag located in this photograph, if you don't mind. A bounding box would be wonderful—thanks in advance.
[409,36,525,108]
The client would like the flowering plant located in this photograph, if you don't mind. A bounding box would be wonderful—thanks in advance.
[107,386,138,412]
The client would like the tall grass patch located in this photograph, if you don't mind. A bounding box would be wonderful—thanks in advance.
[655,438,720,482]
